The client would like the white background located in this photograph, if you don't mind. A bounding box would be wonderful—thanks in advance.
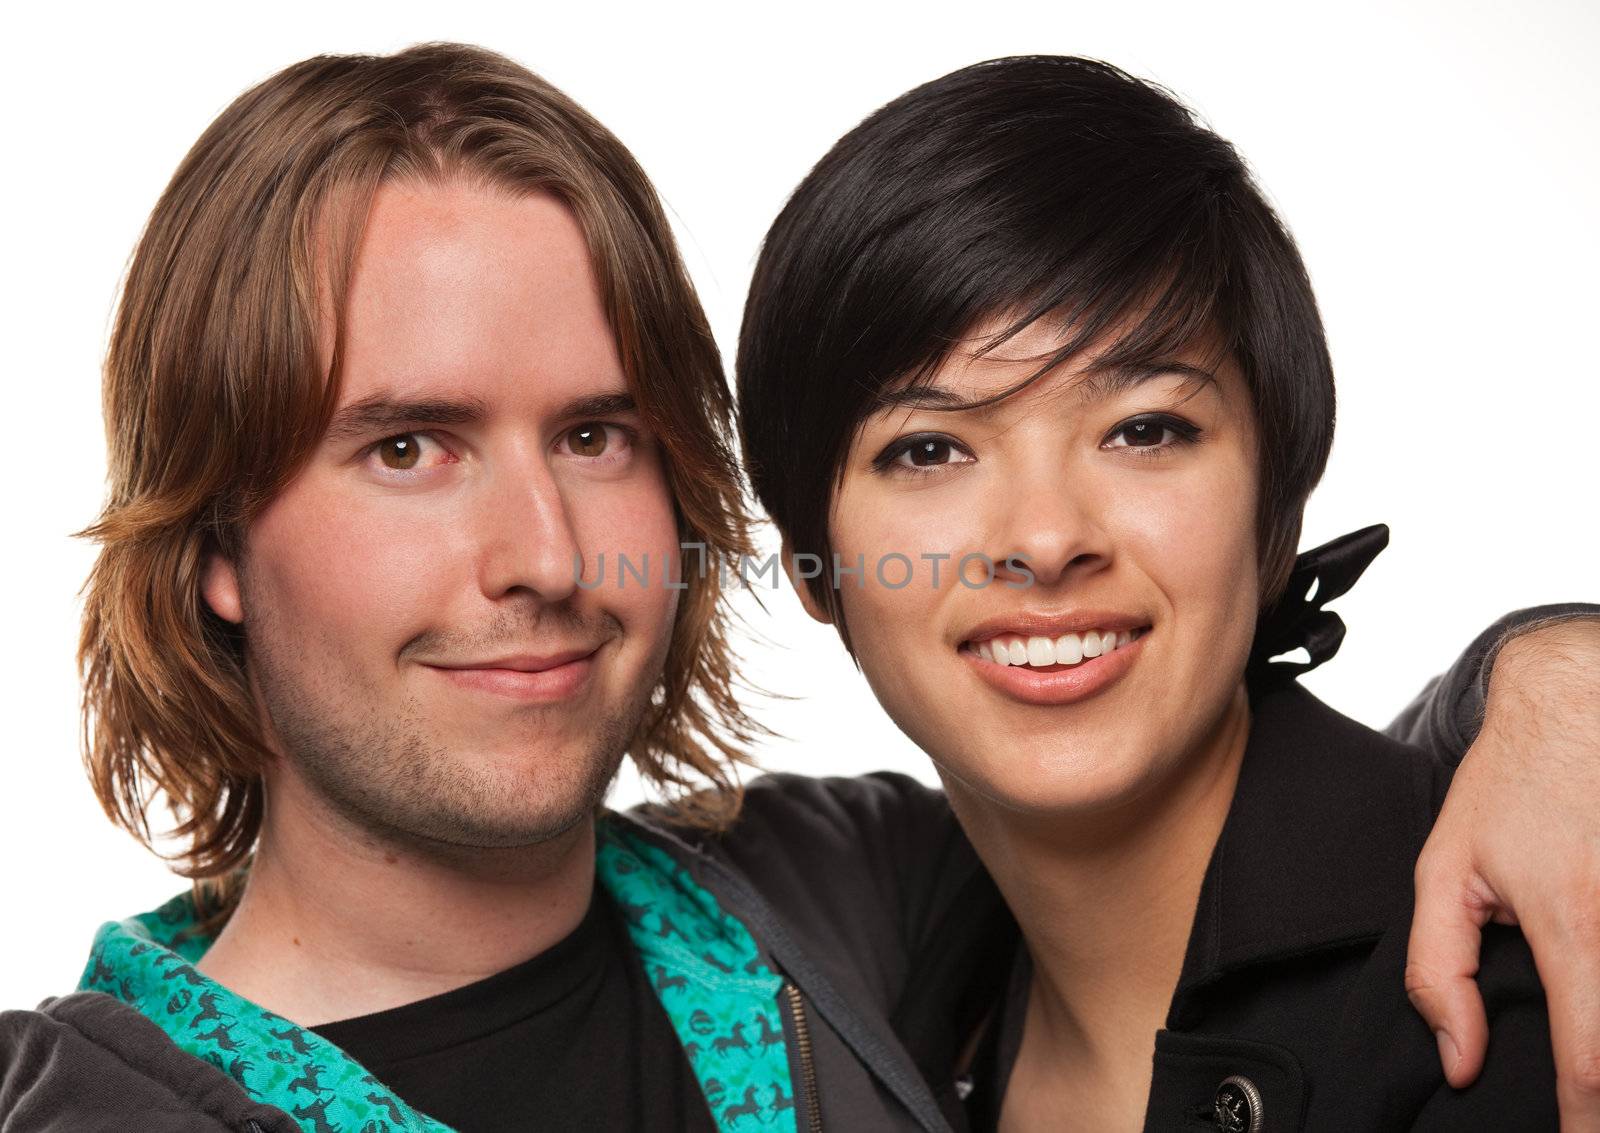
[3,0,1595,1010]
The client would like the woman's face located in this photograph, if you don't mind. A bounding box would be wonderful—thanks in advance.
[819,316,1262,817]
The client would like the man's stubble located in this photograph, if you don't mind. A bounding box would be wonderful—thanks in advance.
[244,588,659,855]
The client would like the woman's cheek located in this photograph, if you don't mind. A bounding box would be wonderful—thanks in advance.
[835,499,948,633]
[1106,460,1259,695]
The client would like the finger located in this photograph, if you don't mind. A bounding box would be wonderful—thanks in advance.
[1406,855,1492,1088]
[1517,899,1600,1131]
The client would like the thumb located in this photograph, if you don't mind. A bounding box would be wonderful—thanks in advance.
[1406,855,1493,1088]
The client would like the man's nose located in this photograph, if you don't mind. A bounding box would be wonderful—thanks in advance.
[473,454,582,604]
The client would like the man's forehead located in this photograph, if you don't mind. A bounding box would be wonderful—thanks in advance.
[325,179,629,427]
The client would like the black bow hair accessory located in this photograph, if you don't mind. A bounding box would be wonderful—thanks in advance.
[1246,523,1390,685]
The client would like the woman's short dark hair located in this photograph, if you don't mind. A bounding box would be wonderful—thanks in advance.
[737,55,1335,638]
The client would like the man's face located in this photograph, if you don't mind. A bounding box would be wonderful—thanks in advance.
[203,180,680,849]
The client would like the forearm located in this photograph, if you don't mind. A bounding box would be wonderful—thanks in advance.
[1385,604,1600,765]
[1481,617,1600,773]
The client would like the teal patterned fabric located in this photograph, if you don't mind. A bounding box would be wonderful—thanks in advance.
[77,816,797,1133]
[596,820,798,1131]
[80,895,453,1132]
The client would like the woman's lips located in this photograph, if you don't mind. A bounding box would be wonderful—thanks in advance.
[961,629,1146,706]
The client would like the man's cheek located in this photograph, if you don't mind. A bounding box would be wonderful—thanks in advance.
[579,488,679,567]
[253,512,415,640]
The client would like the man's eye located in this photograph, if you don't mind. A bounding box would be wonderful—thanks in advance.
[875,434,975,473]
[376,433,426,470]
[558,422,634,460]
[566,423,608,458]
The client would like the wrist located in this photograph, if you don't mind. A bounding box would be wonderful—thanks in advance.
[1485,615,1600,726]
[1492,615,1600,676]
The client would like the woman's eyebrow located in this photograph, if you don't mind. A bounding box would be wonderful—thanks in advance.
[871,386,984,412]
[870,361,1217,415]
[1078,361,1218,400]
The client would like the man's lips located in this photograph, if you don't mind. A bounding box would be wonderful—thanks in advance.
[429,648,600,673]
[422,646,601,702]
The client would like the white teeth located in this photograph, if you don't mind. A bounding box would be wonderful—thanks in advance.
[970,627,1142,670]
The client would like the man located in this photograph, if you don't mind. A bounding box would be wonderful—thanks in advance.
[0,43,1596,1132]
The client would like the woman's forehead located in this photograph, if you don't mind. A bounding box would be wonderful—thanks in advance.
[881,311,1241,412]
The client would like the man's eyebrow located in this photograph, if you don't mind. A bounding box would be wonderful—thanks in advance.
[323,391,638,442]
[325,394,492,441]
[554,392,636,420]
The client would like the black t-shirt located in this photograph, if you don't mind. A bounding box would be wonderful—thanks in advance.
[311,883,717,1132]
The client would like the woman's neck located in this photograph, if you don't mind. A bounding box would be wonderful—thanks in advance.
[945,683,1252,1127]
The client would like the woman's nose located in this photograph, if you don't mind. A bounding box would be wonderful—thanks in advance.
[990,472,1112,589]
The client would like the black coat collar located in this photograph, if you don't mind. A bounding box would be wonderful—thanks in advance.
[1171,680,1435,1005]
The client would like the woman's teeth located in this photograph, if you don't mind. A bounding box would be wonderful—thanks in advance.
[971,629,1139,669]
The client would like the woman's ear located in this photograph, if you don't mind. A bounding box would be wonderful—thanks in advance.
[201,549,245,625]
[781,538,834,626]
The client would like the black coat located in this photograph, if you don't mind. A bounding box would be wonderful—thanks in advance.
[967,679,1557,1131]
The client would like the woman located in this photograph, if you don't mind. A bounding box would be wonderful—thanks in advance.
[736,57,1558,1128]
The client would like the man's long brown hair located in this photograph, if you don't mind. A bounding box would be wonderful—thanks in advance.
[79,43,762,915]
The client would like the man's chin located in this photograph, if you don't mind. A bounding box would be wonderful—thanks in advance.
[286,738,627,859]
[382,754,625,852]
[402,797,602,852]
[259,670,641,859]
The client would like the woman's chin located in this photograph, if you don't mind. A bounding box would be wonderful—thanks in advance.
[928,682,1252,838]
[935,737,1179,822]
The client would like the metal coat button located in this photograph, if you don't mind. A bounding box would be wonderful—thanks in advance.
[1212,1075,1264,1132]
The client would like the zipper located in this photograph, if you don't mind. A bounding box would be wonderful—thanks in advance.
[783,980,823,1132]
[612,815,953,1131]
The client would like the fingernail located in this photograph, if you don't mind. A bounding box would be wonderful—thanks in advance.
[1435,1030,1459,1075]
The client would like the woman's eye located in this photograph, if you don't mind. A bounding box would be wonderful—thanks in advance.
[1103,415,1200,451]
[372,433,449,472]
[558,422,633,460]
[879,434,975,473]
[1110,421,1169,447]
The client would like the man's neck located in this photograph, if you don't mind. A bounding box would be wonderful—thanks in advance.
[947,686,1251,1127]
[196,771,597,1027]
